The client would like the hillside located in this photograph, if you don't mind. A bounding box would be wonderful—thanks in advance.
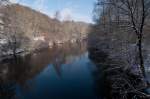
[0,4,90,53]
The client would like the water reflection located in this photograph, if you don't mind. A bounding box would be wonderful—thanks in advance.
[0,42,98,99]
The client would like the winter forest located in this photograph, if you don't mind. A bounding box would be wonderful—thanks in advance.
[0,0,150,99]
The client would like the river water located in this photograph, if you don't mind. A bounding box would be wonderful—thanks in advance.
[0,42,102,99]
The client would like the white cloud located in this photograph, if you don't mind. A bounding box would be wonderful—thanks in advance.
[60,8,73,21]
[59,7,92,23]
[10,0,20,3]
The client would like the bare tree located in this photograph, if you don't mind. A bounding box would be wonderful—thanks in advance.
[95,0,150,77]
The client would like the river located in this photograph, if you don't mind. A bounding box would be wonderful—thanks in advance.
[0,42,102,99]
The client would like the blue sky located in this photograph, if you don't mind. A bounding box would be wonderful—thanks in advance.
[10,0,96,23]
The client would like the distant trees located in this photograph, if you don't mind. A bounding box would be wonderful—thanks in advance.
[93,0,150,77]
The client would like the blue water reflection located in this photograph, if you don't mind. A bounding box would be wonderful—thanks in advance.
[0,43,99,99]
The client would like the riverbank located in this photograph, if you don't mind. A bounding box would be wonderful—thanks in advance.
[88,46,150,99]
[0,39,87,63]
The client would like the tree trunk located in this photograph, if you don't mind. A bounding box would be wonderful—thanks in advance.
[138,34,145,77]
[13,48,17,59]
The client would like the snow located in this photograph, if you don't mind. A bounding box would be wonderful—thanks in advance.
[33,36,45,41]
[0,39,7,44]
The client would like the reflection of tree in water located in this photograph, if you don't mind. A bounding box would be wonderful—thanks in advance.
[0,42,87,98]
[0,57,32,99]
[49,42,87,77]
[88,48,149,99]
[0,82,16,99]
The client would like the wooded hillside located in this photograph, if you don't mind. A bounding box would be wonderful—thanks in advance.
[0,4,90,53]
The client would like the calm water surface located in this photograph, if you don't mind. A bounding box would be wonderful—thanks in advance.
[0,43,101,99]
